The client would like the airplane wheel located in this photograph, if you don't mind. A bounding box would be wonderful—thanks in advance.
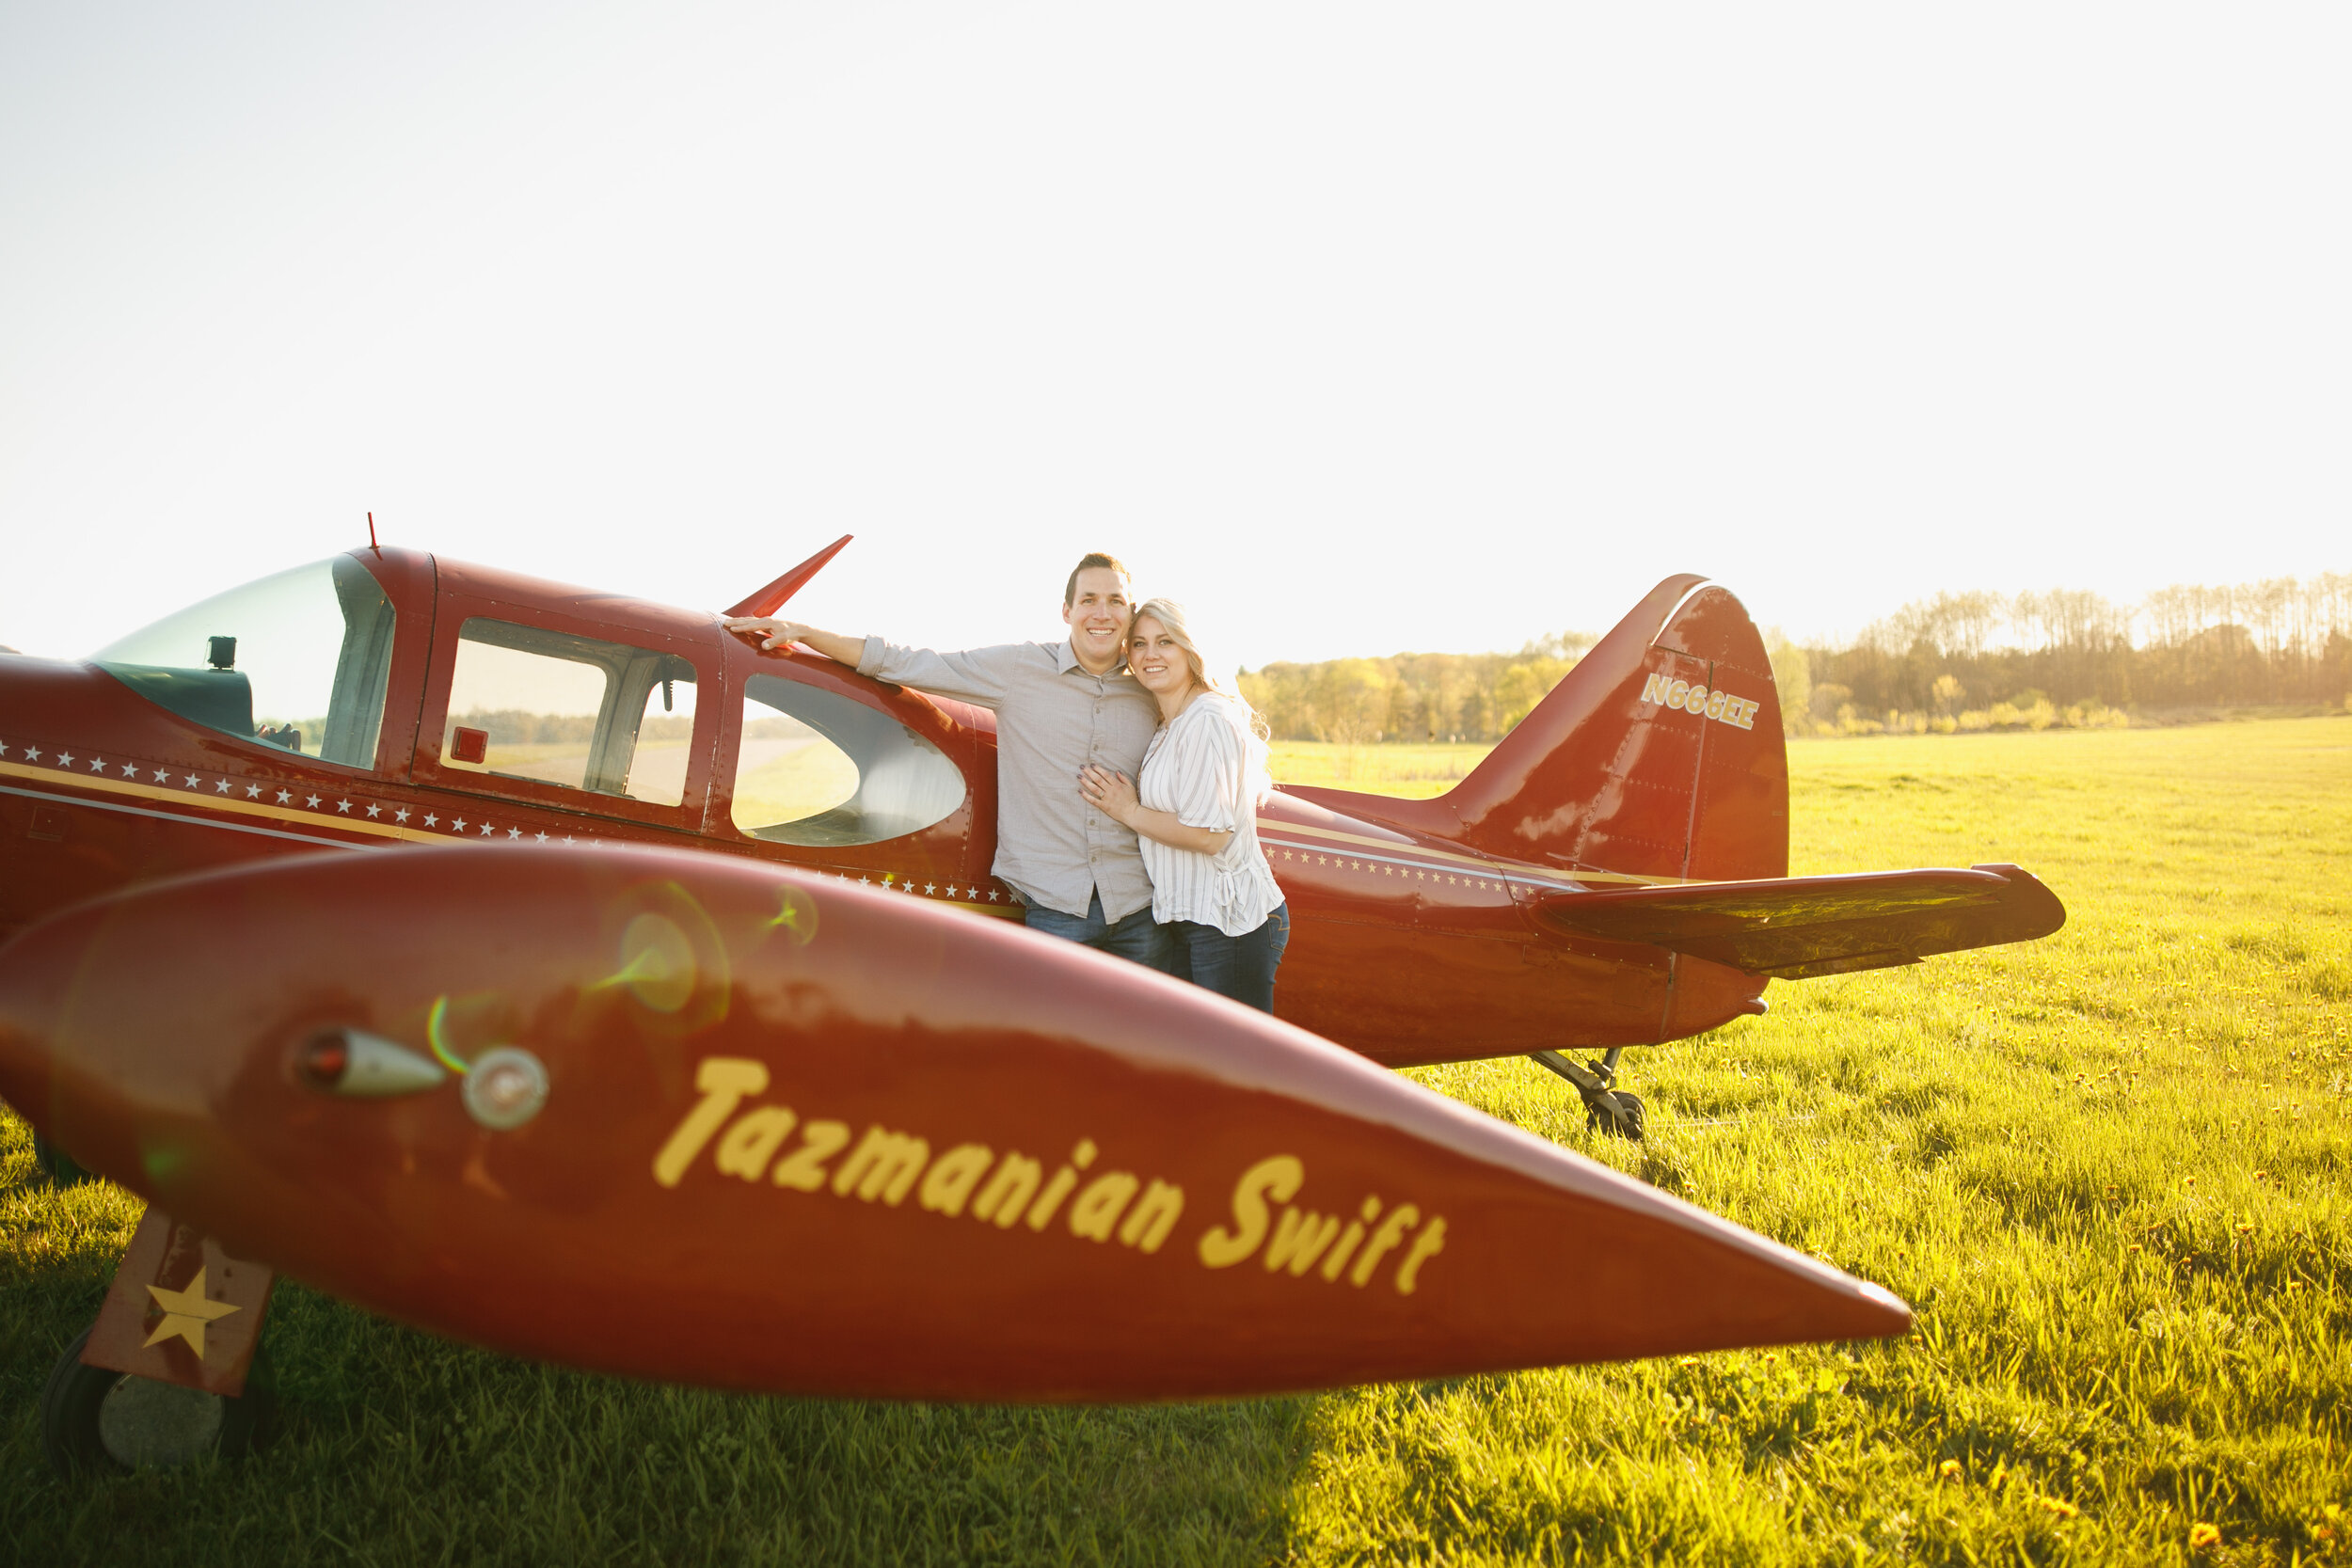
[31,1131,95,1187]
[1587,1091,1645,1142]
[40,1325,276,1477]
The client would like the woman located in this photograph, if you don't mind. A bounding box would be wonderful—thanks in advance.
[1078,598,1288,1010]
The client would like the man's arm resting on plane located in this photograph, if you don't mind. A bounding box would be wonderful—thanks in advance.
[722,617,865,667]
[721,616,1020,708]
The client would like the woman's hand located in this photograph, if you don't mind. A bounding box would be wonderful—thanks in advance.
[1078,764,1140,827]
[722,615,809,651]
[1086,765,1236,856]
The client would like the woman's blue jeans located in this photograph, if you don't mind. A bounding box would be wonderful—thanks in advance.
[1168,903,1290,1012]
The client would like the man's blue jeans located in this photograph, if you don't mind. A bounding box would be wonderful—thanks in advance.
[1023,889,1176,973]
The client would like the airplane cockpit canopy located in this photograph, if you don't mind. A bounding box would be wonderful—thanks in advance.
[89,557,397,768]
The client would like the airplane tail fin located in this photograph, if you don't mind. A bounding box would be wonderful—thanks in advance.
[1323,576,1788,882]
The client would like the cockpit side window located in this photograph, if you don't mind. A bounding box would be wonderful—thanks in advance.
[91,557,398,768]
[442,618,697,807]
[733,673,965,846]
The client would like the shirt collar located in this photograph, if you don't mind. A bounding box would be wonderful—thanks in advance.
[1057,638,1130,679]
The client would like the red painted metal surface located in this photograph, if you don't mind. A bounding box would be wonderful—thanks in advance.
[0,847,1907,1400]
[1533,865,2067,979]
[723,534,854,619]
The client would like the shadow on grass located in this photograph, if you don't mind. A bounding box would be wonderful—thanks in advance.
[1,1150,1319,1568]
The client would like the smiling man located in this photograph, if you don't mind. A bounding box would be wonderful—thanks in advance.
[722,553,1170,969]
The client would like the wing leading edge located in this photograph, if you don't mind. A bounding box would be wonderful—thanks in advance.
[1532,864,2066,979]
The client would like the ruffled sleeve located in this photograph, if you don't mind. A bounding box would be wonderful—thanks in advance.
[1166,701,1248,834]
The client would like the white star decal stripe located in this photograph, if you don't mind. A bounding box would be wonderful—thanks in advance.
[5,736,1055,887]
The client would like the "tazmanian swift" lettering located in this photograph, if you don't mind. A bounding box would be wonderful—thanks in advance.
[650,1057,1448,1295]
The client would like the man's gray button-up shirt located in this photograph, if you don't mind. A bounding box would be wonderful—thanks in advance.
[856,635,1159,921]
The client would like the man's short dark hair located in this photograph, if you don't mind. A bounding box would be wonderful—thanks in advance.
[1064,552,1133,608]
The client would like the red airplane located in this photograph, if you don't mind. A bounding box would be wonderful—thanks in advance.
[0,538,2058,1474]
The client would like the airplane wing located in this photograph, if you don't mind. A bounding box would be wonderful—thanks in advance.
[1531,863,2065,979]
[0,845,1908,1403]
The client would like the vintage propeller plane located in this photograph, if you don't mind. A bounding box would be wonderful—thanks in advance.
[0,536,2059,1474]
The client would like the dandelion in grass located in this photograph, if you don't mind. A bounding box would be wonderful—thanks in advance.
[2190,1522,2222,1549]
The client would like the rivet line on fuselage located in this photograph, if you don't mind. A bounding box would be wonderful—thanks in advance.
[0,734,1018,912]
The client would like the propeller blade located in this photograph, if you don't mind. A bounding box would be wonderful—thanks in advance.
[723,534,853,619]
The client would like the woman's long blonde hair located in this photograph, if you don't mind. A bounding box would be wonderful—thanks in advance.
[1131,597,1273,801]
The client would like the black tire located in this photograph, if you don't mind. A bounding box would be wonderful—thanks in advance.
[31,1131,94,1188]
[41,1324,277,1477]
[1613,1091,1645,1141]
[1586,1090,1646,1142]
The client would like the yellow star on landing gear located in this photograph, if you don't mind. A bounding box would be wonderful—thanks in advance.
[143,1266,241,1357]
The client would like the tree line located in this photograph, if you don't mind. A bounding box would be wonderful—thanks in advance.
[1781,573,2352,736]
[1236,634,1597,744]
[1235,573,2352,743]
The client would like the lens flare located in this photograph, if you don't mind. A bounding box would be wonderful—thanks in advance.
[764,884,818,946]
[426,994,469,1075]
[584,882,732,1037]
[599,912,696,1013]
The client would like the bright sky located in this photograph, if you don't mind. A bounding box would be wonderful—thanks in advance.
[4,4,2345,673]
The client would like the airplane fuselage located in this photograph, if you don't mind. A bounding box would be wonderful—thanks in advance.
[0,548,1765,1071]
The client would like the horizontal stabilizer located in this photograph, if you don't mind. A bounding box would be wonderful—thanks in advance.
[1533,864,2066,979]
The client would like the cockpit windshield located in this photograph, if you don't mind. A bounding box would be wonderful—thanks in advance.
[89,557,398,768]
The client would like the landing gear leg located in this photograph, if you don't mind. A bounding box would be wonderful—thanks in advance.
[1531,1048,1645,1141]
[42,1207,279,1477]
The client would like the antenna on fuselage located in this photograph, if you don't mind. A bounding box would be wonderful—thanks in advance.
[367,511,381,554]
[725,534,854,619]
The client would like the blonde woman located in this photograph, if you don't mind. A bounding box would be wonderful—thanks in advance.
[1077,598,1288,1010]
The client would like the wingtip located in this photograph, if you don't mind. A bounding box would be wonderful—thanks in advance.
[1974,863,2069,940]
[1853,1277,1914,1337]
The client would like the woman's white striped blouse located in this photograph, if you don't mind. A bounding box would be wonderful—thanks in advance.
[1136,691,1285,937]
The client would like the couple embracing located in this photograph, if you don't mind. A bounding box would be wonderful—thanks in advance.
[724,553,1289,1010]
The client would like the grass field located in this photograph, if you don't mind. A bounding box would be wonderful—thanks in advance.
[5,720,2347,1564]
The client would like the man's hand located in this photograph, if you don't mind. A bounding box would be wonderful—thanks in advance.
[723,617,863,665]
[723,615,808,649]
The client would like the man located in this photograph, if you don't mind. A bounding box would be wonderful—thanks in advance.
[723,553,1169,968]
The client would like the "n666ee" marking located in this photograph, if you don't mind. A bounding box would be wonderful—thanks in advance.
[1640,672,1759,730]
